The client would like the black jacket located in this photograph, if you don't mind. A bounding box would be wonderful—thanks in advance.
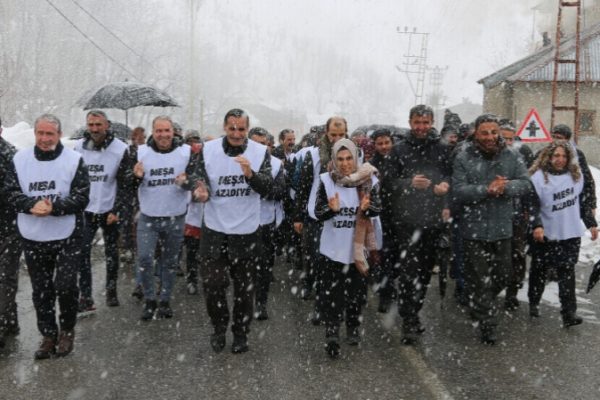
[0,137,18,235]
[369,151,401,234]
[389,130,451,229]
[5,142,90,226]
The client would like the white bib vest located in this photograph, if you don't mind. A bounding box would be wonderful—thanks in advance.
[137,144,191,217]
[14,146,81,242]
[185,199,204,228]
[531,170,586,240]
[260,156,283,226]
[74,138,128,214]
[306,147,321,220]
[203,138,267,235]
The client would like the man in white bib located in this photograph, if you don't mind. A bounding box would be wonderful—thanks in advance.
[194,109,273,354]
[5,114,90,359]
[74,110,131,311]
[133,116,199,321]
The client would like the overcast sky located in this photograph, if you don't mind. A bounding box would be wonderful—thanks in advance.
[195,0,548,112]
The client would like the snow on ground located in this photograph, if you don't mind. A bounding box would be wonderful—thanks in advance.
[2,121,76,149]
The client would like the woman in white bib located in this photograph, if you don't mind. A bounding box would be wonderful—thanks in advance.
[528,141,598,327]
[314,138,381,358]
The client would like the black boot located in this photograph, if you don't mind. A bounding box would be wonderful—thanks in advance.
[529,303,541,318]
[106,288,120,307]
[210,332,226,353]
[157,301,173,319]
[141,300,157,321]
[231,334,249,354]
[562,312,583,327]
[480,323,497,345]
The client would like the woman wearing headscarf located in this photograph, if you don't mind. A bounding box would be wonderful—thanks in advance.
[314,138,382,358]
[528,141,598,326]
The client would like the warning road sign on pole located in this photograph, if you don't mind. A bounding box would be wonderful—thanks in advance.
[516,108,552,142]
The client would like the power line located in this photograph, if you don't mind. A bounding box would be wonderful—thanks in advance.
[68,0,165,78]
[44,0,140,80]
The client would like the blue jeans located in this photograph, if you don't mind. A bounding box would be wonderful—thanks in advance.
[136,214,185,302]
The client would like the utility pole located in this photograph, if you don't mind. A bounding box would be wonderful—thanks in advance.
[396,26,429,106]
[188,0,200,130]
[427,65,448,110]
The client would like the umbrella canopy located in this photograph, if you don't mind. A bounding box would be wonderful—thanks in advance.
[71,121,132,142]
[587,259,600,293]
[79,81,179,110]
[78,81,179,126]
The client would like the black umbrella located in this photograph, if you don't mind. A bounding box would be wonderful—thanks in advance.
[586,259,600,293]
[78,81,179,126]
[71,121,132,142]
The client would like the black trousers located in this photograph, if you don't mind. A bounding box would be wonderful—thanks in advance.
[301,218,323,291]
[528,238,580,315]
[0,232,22,334]
[506,217,528,299]
[185,236,200,285]
[200,244,256,336]
[396,227,439,323]
[377,222,399,301]
[463,239,512,326]
[256,223,276,306]
[80,211,120,298]
[23,234,82,338]
[318,256,367,337]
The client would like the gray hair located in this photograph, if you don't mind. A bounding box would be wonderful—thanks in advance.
[86,110,108,120]
[34,113,62,133]
[152,115,174,130]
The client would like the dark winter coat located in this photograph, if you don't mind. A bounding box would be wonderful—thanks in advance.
[4,141,90,231]
[0,137,18,235]
[369,151,401,234]
[388,130,452,229]
[452,141,532,242]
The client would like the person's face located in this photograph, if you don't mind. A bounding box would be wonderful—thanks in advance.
[35,120,61,152]
[152,120,174,151]
[131,131,146,146]
[474,122,500,153]
[500,129,515,147]
[87,115,109,144]
[283,132,295,152]
[186,137,201,145]
[445,133,459,146]
[374,135,392,156]
[326,124,346,144]
[249,134,267,146]
[552,133,568,141]
[224,116,249,147]
[336,149,356,176]
[409,114,433,139]
[550,146,568,170]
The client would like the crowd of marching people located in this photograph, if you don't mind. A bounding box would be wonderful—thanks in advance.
[0,104,597,360]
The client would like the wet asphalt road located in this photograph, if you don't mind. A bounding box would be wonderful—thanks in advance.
[2,250,600,400]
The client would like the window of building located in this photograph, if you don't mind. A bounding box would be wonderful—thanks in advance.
[579,110,595,134]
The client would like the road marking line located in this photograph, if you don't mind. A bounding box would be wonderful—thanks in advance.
[398,344,455,400]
